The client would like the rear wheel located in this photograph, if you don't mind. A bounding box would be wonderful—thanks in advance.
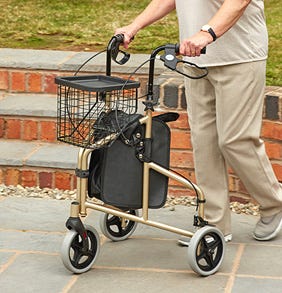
[99,209,139,241]
[187,226,225,276]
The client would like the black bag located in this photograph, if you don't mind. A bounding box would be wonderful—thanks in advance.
[88,112,179,209]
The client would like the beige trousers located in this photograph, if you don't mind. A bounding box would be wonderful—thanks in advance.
[184,61,282,235]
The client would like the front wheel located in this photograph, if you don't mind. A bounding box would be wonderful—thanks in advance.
[61,224,100,274]
[187,226,225,276]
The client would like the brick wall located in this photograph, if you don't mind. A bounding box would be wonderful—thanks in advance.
[0,64,281,202]
[0,167,77,190]
[0,69,149,95]
[0,117,57,142]
[0,69,58,93]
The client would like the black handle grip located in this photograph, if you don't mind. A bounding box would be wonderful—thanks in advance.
[108,34,130,65]
[106,34,130,75]
[201,47,206,54]
[175,44,206,55]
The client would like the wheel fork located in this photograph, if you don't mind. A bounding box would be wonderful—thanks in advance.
[65,201,89,252]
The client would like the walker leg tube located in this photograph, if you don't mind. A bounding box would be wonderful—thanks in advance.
[75,148,92,217]
[142,110,153,220]
[142,162,150,221]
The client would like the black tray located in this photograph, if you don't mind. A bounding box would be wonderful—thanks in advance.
[55,75,140,92]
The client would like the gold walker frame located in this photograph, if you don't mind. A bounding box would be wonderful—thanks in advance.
[57,35,226,277]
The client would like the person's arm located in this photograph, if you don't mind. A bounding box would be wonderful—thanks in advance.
[180,0,252,57]
[115,0,175,48]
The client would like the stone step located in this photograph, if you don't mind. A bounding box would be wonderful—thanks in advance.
[0,139,78,190]
[0,92,56,117]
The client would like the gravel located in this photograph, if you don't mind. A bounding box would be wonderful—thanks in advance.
[0,184,260,216]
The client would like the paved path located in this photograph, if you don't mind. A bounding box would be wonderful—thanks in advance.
[1,196,282,292]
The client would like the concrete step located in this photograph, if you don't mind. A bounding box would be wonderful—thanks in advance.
[0,92,56,117]
[0,139,78,190]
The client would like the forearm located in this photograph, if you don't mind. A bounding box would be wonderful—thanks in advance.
[208,0,252,38]
[115,0,175,47]
[130,0,176,34]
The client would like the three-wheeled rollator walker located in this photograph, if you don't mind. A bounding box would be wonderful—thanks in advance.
[55,35,226,277]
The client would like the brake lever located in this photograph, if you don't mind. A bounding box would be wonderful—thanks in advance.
[159,45,179,71]
[160,45,208,79]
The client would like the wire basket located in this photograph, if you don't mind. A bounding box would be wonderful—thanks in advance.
[55,75,140,149]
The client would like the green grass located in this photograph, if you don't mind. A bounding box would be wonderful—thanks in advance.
[0,0,280,85]
[265,0,282,86]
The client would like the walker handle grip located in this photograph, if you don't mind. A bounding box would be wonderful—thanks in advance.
[106,34,130,75]
[175,44,206,55]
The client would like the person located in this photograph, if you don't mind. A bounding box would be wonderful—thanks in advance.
[115,0,282,243]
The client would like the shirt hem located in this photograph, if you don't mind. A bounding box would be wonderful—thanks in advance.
[184,56,268,68]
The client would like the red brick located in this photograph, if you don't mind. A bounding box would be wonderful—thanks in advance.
[0,169,4,184]
[44,73,57,94]
[55,172,71,190]
[170,130,192,149]
[72,174,77,190]
[168,168,195,187]
[39,172,53,188]
[22,170,37,187]
[0,71,9,90]
[40,121,56,142]
[170,150,194,169]
[6,119,21,139]
[228,175,238,192]
[0,118,5,138]
[230,194,250,204]
[5,169,20,186]
[261,121,282,140]
[265,141,282,160]
[28,72,42,92]
[23,120,38,141]
[168,187,195,198]
[11,72,25,92]
[169,112,189,130]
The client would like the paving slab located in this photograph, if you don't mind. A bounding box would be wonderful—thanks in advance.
[232,278,282,293]
[69,268,229,293]
[238,245,282,277]
[0,253,72,293]
[0,197,70,231]
[1,196,282,293]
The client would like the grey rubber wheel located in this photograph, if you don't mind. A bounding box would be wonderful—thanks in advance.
[61,224,100,274]
[99,210,139,241]
[187,226,225,276]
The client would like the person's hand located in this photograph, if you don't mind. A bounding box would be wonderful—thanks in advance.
[115,25,137,49]
[179,31,213,57]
